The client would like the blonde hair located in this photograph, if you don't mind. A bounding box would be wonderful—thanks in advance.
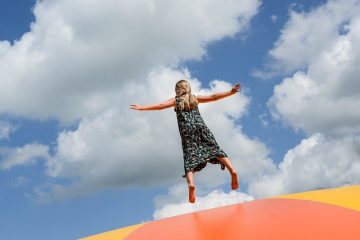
[175,80,198,111]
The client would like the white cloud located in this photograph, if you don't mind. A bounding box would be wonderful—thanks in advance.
[153,183,254,220]
[34,67,275,201]
[248,133,360,197]
[0,143,50,170]
[0,0,276,202]
[255,0,360,77]
[0,0,260,123]
[249,0,360,197]
[266,0,360,136]
[0,121,18,140]
[268,33,360,134]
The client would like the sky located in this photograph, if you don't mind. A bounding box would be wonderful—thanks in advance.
[0,0,359,239]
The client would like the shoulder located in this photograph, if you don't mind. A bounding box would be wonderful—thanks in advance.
[193,94,203,102]
[169,97,176,105]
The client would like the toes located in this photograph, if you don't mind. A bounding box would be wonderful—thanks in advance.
[231,172,239,190]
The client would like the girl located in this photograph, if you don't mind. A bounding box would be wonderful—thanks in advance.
[130,80,240,203]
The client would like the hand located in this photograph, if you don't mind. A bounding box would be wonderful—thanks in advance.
[230,83,241,94]
[129,104,143,110]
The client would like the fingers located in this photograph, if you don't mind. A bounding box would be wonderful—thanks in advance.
[233,83,241,92]
[129,104,142,110]
[129,104,137,110]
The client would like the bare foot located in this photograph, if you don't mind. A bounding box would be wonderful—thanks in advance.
[231,171,239,190]
[189,185,195,203]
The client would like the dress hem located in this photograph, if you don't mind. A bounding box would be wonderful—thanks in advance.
[182,153,227,178]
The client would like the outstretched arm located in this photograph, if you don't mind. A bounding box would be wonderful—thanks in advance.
[196,83,241,103]
[130,98,176,111]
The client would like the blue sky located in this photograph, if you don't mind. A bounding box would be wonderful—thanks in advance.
[1,0,359,239]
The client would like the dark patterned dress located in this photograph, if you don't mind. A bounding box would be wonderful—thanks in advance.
[174,95,227,178]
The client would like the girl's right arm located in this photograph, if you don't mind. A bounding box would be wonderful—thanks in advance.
[196,83,240,103]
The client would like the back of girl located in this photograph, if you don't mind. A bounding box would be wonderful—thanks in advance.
[130,79,241,203]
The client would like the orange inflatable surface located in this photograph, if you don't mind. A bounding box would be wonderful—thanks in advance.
[80,185,360,240]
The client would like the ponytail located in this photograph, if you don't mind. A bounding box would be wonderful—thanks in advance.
[175,80,198,111]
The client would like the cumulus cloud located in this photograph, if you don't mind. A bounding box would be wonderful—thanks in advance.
[248,133,360,197]
[249,0,360,197]
[256,0,360,77]
[266,0,360,136]
[269,35,360,134]
[0,0,260,122]
[34,67,275,201]
[0,0,275,201]
[153,183,254,220]
[0,143,50,170]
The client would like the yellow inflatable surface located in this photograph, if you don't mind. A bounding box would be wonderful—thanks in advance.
[275,185,360,211]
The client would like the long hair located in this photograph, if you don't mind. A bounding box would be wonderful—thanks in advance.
[175,80,198,111]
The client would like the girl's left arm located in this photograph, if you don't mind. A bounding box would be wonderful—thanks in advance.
[130,98,176,111]
[196,83,241,103]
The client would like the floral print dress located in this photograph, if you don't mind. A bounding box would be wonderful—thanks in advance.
[174,95,227,178]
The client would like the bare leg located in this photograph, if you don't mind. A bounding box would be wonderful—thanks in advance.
[217,156,239,190]
[186,170,196,203]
